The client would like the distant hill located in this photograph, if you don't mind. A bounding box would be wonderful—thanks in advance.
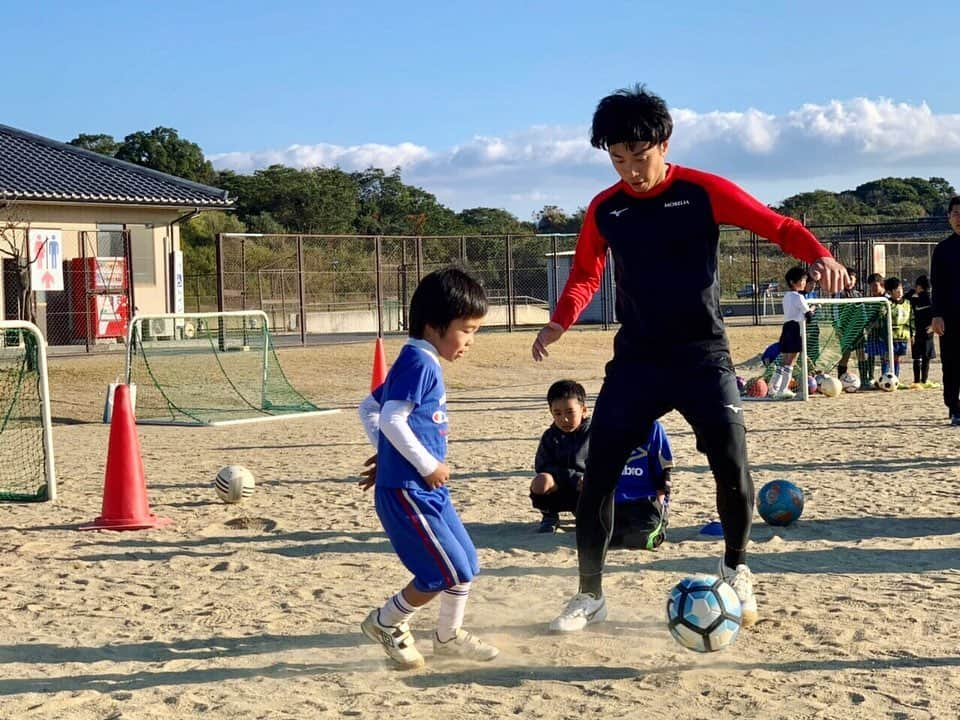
[774,177,955,225]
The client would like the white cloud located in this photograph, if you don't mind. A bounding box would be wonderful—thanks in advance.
[209,97,960,219]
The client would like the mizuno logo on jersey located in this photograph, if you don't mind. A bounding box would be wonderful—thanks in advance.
[664,200,690,208]
[609,207,630,217]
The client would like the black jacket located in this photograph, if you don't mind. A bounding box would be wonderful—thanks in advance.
[534,417,591,488]
[931,233,960,319]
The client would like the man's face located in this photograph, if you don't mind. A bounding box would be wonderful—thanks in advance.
[949,205,960,235]
[608,141,669,193]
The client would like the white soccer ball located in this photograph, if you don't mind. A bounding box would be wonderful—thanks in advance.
[840,373,861,393]
[215,465,255,503]
[819,375,842,398]
[666,574,742,652]
[878,373,900,392]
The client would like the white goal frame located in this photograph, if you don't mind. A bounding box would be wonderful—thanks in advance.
[124,310,338,426]
[0,320,57,500]
[799,297,894,401]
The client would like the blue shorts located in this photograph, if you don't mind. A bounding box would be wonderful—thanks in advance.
[375,485,478,592]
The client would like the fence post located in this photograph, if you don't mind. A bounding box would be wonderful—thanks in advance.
[297,235,306,346]
[750,232,760,325]
[215,233,225,314]
[375,236,384,337]
[505,235,514,331]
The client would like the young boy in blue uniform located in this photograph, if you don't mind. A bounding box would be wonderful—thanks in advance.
[609,420,673,550]
[532,84,849,633]
[357,268,498,669]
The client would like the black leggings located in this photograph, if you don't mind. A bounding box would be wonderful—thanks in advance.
[576,353,754,597]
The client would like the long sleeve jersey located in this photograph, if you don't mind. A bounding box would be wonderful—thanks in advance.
[534,417,591,489]
[931,233,960,319]
[552,165,831,352]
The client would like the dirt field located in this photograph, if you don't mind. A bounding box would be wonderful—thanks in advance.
[1,325,958,719]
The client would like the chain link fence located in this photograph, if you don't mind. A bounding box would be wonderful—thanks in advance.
[202,219,952,344]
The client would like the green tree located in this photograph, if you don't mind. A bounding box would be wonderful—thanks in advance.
[180,211,246,276]
[67,133,119,156]
[115,127,217,185]
[457,207,525,235]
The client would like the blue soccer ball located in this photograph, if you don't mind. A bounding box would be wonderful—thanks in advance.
[666,575,742,652]
[757,479,804,526]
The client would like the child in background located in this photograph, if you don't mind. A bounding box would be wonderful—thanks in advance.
[356,267,498,669]
[530,380,591,533]
[609,421,674,550]
[882,277,913,382]
[769,266,813,400]
[908,275,938,389]
[862,272,887,389]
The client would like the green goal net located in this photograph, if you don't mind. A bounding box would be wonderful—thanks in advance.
[0,321,56,501]
[799,297,893,398]
[125,311,337,426]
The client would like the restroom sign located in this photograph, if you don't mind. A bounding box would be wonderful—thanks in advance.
[29,229,64,292]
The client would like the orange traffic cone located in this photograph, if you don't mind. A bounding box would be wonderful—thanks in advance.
[371,336,388,391]
[80,384,171,531]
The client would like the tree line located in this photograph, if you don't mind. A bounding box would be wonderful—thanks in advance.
[69,127,956,276]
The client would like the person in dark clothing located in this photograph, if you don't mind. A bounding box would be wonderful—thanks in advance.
[931,196,960,425]
[907,275,937,388]
[530,380,591,533]
[531,84,850,634]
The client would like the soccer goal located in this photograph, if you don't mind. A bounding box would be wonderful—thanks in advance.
[124,311,338,426]
[0,321,56,501]
[799,297,894,400]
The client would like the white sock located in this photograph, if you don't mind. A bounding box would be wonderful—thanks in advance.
[769,367,785,394]
[780,365,794,392]
[436,582,471,642]
[378,590,417,628]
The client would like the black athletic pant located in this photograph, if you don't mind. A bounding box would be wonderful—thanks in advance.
[576,348,753,597]
[530,482,580,516]
[940,326,960,416]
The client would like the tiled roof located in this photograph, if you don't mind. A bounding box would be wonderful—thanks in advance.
[0,124,232,207]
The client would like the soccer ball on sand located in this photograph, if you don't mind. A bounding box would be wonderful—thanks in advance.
[214,465,256,503]
[840,373,861,393]
[666,575,742,652]
[878,373,900,392]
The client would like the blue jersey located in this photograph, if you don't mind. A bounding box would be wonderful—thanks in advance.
[615,420,674,503]
[373,340,448,490]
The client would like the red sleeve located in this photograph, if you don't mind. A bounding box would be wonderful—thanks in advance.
[688,169,832,264]
[551,197,608,329]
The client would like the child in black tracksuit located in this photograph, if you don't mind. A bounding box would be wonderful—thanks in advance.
[908,275,937,388]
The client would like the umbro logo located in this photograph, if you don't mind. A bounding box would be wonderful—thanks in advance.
[664,200,690,208]
[609,207,630,217]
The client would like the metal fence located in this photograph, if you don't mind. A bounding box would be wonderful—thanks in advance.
[202,219,951,344]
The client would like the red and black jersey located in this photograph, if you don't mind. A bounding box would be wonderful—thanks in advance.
[552,164,831,352]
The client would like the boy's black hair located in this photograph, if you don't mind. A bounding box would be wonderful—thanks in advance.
[948,195,960,213]
[915,274,930,290]
[884,276,901,293]
[784,266,807,287]
[866,272,884,284]
[408,267,487,338]
[591,84,673,150]
[547,379,586,407]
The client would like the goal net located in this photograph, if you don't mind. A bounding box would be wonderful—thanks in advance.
[798,297,893,399]
[0,321,56,501]
[125,311,337,426]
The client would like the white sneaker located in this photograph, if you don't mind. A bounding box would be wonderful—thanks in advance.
[718,561,758,628]
[772,389,795,400]
[361,609,425,669]
[548,592,607,633]
[432,629,499,661]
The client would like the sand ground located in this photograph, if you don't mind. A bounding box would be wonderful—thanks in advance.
[1,325,958,720]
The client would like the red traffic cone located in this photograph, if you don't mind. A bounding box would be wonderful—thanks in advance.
[371,336,388,391]
[80,384,171,531]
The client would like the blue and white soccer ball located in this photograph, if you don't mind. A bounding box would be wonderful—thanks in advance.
[878,372,900,392]
[666,575,742,652]
[840,373,861,393]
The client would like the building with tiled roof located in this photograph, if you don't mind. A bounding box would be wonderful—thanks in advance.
[0,124,232,346]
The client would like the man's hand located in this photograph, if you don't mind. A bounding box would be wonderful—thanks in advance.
[532,322,565,361]
[423,462,450,489]
[807,256,850,294]
[932,317,945,336]
[358,453,377,491]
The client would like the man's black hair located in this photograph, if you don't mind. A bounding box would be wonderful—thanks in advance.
[547,379,586,406]
[785,266,807,287]
[591,84,673,150]
[884,276,901,293]
[408,267,487,338]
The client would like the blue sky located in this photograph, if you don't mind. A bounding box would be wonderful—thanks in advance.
[6,1,958,219]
